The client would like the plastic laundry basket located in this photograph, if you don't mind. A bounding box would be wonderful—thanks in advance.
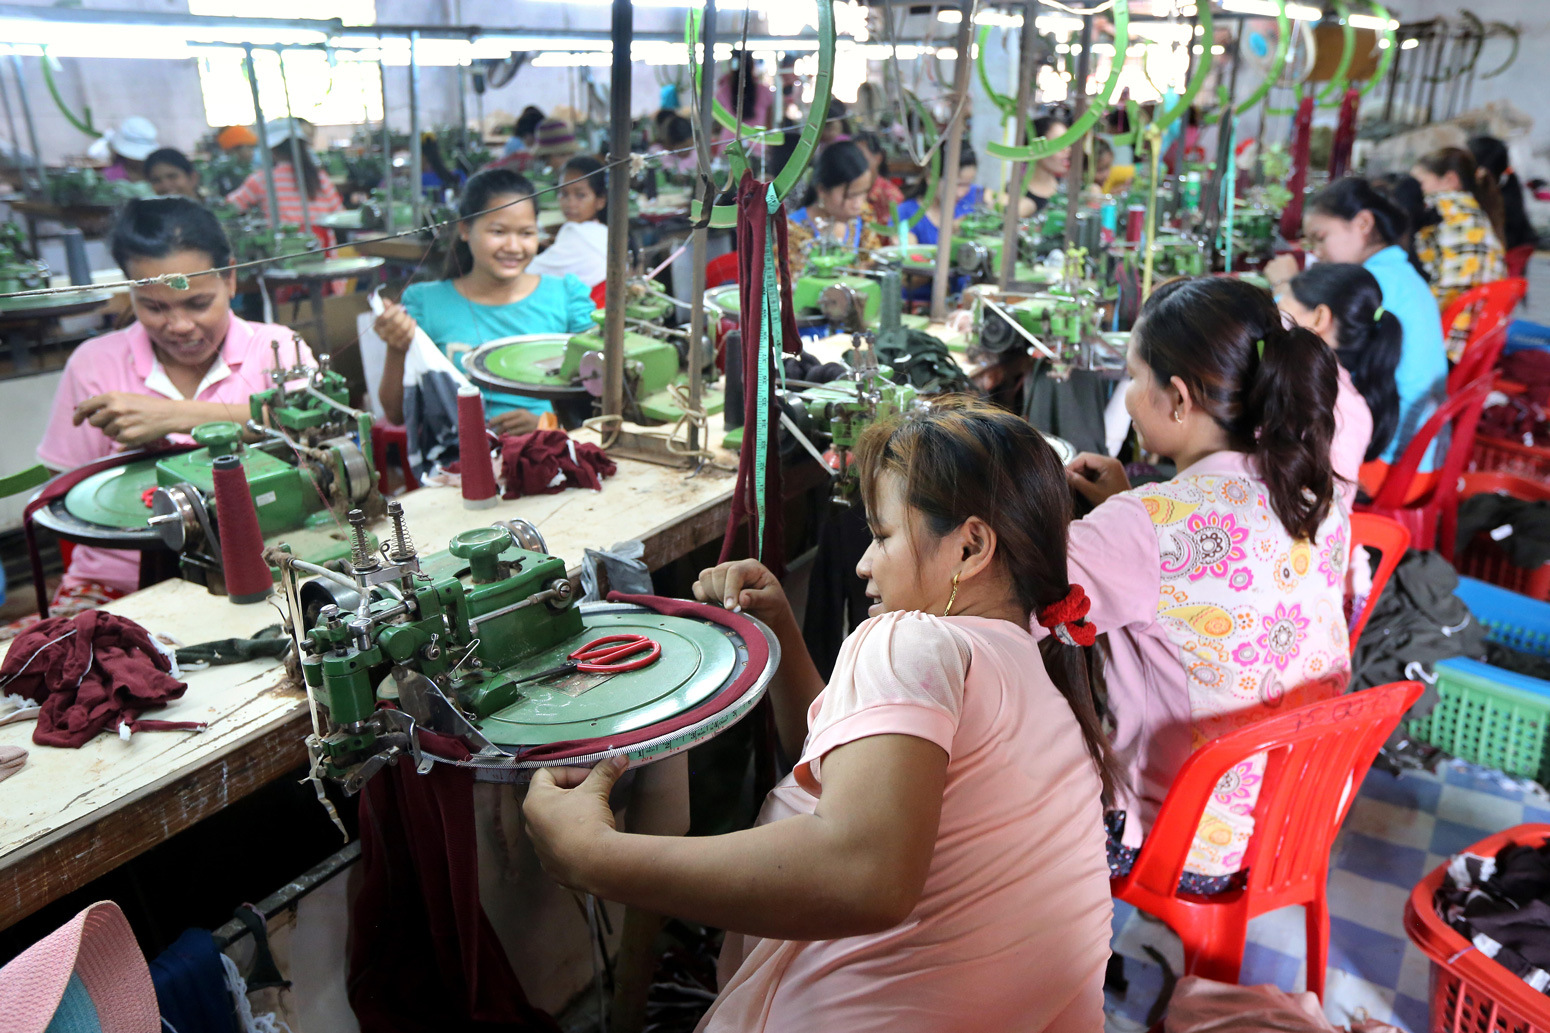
[1404,824,1550,1033]
[1408,578,1550,782]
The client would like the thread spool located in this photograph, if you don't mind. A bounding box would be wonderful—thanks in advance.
[211,455,273,604]
[458,385,498,509]
[1125,205,1146,244]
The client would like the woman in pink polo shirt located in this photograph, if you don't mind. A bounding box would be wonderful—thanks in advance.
[524,399,1115,1033]
[36,197,311,615]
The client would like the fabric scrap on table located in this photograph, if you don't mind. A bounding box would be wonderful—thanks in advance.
[581,540,652,601]
[0,745,25,782]
[175,626,292,669]
[498,429,616,500]
[0,610,204,748]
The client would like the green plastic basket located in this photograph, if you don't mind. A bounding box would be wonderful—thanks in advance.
[1408,578,1550,781]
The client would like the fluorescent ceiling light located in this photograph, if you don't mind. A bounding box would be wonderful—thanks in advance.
[1346,14,1400,31]
[1220,0,1322,20]
[1400,37,1419,49]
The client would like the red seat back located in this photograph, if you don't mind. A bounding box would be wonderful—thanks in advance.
[1347,513,1411,645]
[1442,278,1527,388]
[1113,681,1424,1000]
[705,250,740,288]
[1362,375,1494,557]
[1449,322,1512,396]
[1505,244,1535,280]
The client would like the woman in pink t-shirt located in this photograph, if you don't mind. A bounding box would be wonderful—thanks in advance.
[33,197,310,616]
[525,400,1115,1032]
[1063,276,1351,893]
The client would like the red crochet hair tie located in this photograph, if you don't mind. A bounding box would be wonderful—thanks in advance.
[1038,584,1097,648]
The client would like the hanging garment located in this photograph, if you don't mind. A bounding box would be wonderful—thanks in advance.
[0,610,202,748]
[498,429,617,499]
[149,928,241,1033]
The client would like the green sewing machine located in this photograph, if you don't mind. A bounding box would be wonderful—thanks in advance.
[210,205,320,269]
[793,241,881,327]
[974,253,1126,381]
[33,345,379,593]
[463,279,724,427]
[0,224,47,297]
[284,506,778,791]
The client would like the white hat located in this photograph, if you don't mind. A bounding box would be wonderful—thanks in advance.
[261,117,311,149]
[88,117,159,162]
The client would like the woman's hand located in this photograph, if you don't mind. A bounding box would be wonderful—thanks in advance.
[522,757,626,892]
[489,409,540,436]
[73,393,187,447]
[1066,452,1131,508]
[693,559,792,628]
[373,301,417,354]
[1263,253,1301,291]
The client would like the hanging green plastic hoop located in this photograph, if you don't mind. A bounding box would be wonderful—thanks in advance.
[1357,1,1396,100]
[977,25,1017,119]
[40,49,98,137]
[1315,0,1356,104]
[1110,2,1213,148]
[687,0,834,228]
[1204,0,1291,125]
[987,0,1130,161]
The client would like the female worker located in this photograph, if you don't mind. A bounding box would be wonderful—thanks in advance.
[34,197,310,615]
[1266,177,1447,501]
[524,399,1115,1032]
[1411,147,1508,325]
[373,168,594,436]
[526,156,608,287]
[145,148,202,201]
[785,140,884,278]
[1018,112,1073,217]
[1468,135,1536,253]
[1281,263,1405,496]
[225,118,344,249]
[896,146,983,246]
[1065,276,1350,891]
[89,117,159,183]
[854,129,905,239]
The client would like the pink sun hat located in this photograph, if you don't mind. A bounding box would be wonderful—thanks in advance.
[0,901,160,1033]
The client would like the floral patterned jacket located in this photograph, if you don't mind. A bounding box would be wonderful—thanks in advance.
[1066,451,1351,877]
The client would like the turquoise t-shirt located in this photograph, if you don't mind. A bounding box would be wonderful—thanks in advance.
[401,274,596,416]
[1364,245,1447,469]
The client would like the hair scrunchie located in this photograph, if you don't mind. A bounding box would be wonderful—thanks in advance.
[1038,584,1098,648]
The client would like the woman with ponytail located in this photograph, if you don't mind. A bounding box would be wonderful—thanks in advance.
[1412,147,1508,333]
[1468,135,1536,252]
[1282,263,1407,498]
[524,398,1114,1033]
[1064,276,1352,893]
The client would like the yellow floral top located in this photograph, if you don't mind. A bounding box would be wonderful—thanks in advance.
[1416,190,1506,323]
[784,208,883,280]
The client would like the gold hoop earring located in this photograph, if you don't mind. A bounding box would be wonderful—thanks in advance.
[943,572,960,617]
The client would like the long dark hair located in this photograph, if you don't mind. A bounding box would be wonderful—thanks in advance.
[1307,176,1411,249]
[1288,263,1402,463]
[271,143,322,200]
[1136,277,1339,541]
[446,168,537,278]
[852,129,889,178]
[800,139,870,210]
[854,396,1121,806]
[514,106,545,140]
[1468,135,1535,251]
[111,196,232,272]
[561,155,607,226]
[1416,146,1507,245]
[144,147,195,178]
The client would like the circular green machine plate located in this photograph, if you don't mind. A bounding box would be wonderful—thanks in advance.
[32,458,164,547]
[0,289,113,316]
[266,256,386,280]
[872,244,940,275]
[705,284,741,319]
[478,611,739,747]
[464,333,586,400]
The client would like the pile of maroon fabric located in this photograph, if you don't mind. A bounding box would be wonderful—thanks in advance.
[0,610,200,747]
[499,429,616,500]
[1480,350,1550,445]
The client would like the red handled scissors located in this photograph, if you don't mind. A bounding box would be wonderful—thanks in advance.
[512,634,662,685]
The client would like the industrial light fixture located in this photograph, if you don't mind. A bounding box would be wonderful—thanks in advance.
[936,9,1081,33]
[1219,0,1323,20]
[1346,13,1400,30]
[1400,37,1419,49]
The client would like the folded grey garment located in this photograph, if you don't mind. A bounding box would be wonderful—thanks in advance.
[0,745,26,782]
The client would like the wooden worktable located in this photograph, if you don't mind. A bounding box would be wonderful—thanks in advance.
[0,446,786,932]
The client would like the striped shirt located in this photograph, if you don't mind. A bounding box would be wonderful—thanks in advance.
[226,162,344,248]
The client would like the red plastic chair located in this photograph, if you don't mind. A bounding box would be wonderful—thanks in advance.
[1505,244,1535,281]
[705,250,740,288]
[1112,680,1424,1001]
[1441,278,1527,379]
[370,423,420,495]
[1455,471,1550,600]
[1359,375,1494,560]
[1348,513,1411,645]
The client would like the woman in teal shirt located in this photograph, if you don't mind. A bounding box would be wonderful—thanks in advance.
[1266,177,1447,498]
[375,168,595,434]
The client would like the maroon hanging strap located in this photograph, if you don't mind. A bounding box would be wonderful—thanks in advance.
[1279,95,1316,243]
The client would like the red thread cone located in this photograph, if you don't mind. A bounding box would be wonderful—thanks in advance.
[212,455,273,603]
[458,385,498,509]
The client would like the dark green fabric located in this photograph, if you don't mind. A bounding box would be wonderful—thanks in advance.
[176,625,291,666]
[873,329,972,395]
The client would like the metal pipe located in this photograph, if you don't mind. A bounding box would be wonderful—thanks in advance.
[277,54,314,248]
[929,10,975,322]
[685,0,716,453]
[8,55,45,195]
[1204,24,1244,268]
[601,0,633,419]
[408,30,423,231]
[379,62,395,236]
[244,46,281,233]
[1061,15,1094,254]
[999,1,1040,292]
